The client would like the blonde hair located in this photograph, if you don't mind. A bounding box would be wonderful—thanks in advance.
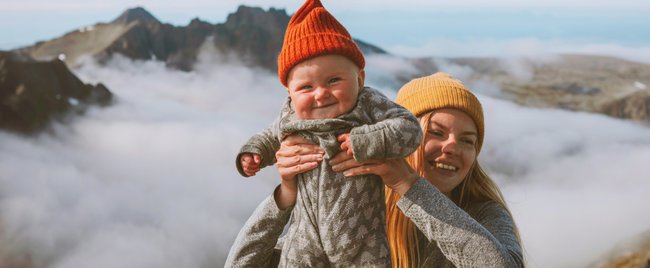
[385,111,521,268]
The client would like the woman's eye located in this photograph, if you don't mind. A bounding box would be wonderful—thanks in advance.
[429,130,443,137]
[462,139,476,145]
[460,136,477,145]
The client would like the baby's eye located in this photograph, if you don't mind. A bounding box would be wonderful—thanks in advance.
[298,85,313,91]
[328,77,342,84]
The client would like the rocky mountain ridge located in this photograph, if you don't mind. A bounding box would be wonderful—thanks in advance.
[10,6,650,125]
[15,6,385,72]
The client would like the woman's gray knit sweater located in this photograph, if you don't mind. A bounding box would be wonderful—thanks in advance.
[225,178,524,268]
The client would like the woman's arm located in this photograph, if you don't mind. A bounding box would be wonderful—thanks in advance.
[330,153,418,195]
[331,153,523,267]
[273,136,324,209]
[226,136,324,267]
[225,190,293,268]
[398,179,523,267]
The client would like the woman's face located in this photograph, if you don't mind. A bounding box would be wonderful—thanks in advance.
[421,108,478,196]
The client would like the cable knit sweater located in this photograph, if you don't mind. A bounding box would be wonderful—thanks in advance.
[226,178,524,268]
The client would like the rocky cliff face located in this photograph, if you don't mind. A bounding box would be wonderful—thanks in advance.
[210,6,290,71]
[14,7,216,71]
[0,51,112,133]
[15,6,385,72]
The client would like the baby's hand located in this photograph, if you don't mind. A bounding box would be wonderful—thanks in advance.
[337,133,353,157]
[241,153,262,176]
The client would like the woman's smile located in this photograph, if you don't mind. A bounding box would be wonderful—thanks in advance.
[435,161,458,172]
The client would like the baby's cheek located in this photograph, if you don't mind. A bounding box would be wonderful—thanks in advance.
[291,96,312,117]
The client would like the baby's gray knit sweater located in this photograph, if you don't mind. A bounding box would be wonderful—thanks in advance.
[234,87,422,267]
[225,179,524,268]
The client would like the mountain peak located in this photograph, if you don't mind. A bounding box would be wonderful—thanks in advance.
[113,7,159,24]
[223,5,289,36]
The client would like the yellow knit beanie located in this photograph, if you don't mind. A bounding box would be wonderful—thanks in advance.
[395,72,485,152]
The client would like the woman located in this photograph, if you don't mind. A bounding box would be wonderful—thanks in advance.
[226,73,524,267]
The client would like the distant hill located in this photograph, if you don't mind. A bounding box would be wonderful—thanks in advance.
[449,54,650,124]
[371,53,650,124]
[14,6,386,72]
[0,51,112,133]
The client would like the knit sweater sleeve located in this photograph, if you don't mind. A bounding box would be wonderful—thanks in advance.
[349,87,423,162]
[225,188,293,268]
[235,117,281,177]
[397,179,524,268]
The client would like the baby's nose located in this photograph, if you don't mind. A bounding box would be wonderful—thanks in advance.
[314,87,331,100]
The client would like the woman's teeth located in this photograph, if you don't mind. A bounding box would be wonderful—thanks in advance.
[436,162,457,171]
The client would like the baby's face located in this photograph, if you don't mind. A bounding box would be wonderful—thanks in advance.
[286,54,364,120]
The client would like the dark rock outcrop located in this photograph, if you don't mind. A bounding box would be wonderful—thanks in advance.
[210,6,290,71]
[0,51,112,134]
[15,6,386,72]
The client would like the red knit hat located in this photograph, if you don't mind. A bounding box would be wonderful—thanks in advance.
[277,0,365,86]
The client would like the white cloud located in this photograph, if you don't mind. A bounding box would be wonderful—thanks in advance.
[363,54,421,92]
[479,96,650,267]
[1,46,649,267]
[0,51,286,267]
[389,38,650,65]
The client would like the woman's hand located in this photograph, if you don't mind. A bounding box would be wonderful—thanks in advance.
[274,135,324,209]
[330,152,419,196]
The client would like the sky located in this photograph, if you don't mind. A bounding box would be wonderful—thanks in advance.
[2,0,650,60]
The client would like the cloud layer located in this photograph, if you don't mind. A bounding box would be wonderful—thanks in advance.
[389,38,650,65]
[0,52,649,267]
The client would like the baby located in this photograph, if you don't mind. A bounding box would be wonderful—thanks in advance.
[235,0,422,266]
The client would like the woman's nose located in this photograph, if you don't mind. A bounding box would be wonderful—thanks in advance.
[441,137,458,154]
